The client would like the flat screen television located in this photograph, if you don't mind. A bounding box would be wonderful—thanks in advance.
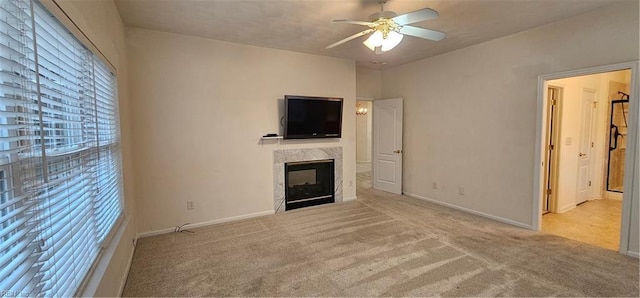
[284,95,343,139]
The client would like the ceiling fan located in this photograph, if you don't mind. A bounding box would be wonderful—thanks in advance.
[326,1,445,53]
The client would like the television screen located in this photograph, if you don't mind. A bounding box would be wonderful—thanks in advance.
[284,95,343,139]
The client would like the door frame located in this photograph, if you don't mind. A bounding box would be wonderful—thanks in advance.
[533,61,639,256]
[543,85,563,213]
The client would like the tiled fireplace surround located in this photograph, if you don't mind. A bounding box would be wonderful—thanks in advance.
[273,147,343,213]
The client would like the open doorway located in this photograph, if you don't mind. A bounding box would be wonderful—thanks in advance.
[355,98,405,196]
[538,68,634,252]
[356,100,373,192]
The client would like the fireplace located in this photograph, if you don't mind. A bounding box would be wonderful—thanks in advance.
[285,159,335,211]
[273,147,342,213]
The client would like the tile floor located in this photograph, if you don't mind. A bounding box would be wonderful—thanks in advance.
[542,199,622,251]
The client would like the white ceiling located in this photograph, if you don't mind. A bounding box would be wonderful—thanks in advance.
[114,0,625,70]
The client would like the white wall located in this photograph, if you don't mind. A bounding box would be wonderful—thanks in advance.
[356,101,372,162]
[381,0,639,255]
[550,70,630,212]
[127,28,357,234]
[42,0,136,296]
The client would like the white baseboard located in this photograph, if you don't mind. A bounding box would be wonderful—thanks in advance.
[625,250,639,258]
[343,196,357,202]
[137,210,275,238]
[403,192,534,230]
[605,191,623,200]
[557,203,576,213]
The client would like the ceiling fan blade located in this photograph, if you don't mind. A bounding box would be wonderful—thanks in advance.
[326,29,374,49]
[332,19,375,26]
[399,26,445,41]
[392,8,439,25]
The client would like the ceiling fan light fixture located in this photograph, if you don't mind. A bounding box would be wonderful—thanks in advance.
[381,31,403,51]
[363,30,384,51]
[364,29,403,52]
[327,4,444,52]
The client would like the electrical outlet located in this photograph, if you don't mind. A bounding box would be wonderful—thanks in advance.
[458,187,465,195]
[432,182,438,189]
[186,201,194,210]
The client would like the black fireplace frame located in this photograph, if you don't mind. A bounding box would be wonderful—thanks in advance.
[284,159,335,211]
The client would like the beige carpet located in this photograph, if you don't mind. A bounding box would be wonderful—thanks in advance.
[123,188,639,297]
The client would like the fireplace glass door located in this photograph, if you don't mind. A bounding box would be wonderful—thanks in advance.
[285,159,335,210]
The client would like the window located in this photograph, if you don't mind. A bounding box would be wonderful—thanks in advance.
[0,0,123,296]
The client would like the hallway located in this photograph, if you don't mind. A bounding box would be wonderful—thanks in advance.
[542,199,621,251]
[356,162,372,190]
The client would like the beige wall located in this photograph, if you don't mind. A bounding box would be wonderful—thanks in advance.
[355,67,379,163]
[126,28,357,235]
[42,0,136,296]
[356,101,372,162]
[356,67,382,100]
[549,70,630,212]
[381,0,638,255]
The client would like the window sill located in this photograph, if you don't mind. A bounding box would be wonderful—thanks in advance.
[78,214,135,297]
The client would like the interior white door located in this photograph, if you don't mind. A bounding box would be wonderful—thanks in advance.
[576,89,596,204]
[373,98,403,194]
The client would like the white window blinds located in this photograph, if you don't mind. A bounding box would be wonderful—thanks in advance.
[0,0,123,296]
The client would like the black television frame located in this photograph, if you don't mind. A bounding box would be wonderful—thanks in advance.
[283,95,343,139]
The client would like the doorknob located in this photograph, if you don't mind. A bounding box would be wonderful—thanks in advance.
[393,149,403,154]
[579,153,586,157]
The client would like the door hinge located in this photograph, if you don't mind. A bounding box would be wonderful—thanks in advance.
[591,142,594,148]
[549,144,554,150]
[546,189,552,195]
[588,181,592,187]
[551,99,557,105]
